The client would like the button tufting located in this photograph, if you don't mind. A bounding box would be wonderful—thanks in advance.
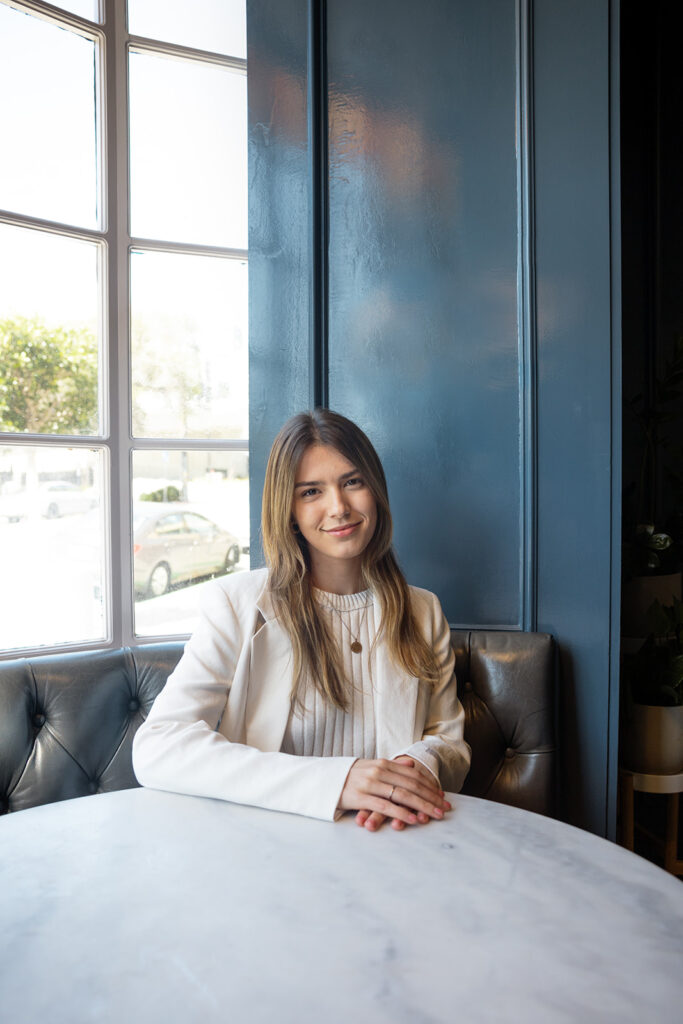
[33,712,46,728]
[505,748,515,759]
[89,780,98,794]
[128,698,140,713]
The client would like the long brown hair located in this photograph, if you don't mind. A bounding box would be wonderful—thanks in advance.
[262,409,439,709]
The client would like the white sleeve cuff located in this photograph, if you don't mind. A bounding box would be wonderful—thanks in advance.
[392,743,441,786]
[332,758,358,821]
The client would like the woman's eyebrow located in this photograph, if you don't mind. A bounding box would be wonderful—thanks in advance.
[294,469,360,489]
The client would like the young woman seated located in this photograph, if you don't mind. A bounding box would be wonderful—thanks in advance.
[133,409,470,831]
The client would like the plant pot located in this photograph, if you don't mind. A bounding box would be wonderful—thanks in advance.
[621,572,682,637]
[621,703,683,774]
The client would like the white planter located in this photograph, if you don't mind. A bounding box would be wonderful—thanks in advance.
[621,703,683,774]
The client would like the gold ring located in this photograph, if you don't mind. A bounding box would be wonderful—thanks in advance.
[389,785,396,801]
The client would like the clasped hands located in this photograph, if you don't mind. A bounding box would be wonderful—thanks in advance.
[339,754,452,832]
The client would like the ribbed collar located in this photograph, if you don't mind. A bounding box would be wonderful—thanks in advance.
[313,587,373,611]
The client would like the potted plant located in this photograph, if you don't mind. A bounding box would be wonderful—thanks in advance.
[621,597,683,774]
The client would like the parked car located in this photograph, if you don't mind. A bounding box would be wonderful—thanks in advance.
[40,482,98,518]
[0,482,97,522]
[133,504,242,599]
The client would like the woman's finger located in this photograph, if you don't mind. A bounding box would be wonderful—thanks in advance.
[380,761,446,802]
[363,811,387,831]
[339,760,450,821]
[357,809,421,832]
[376,769,449,815]
[359,793,427,825]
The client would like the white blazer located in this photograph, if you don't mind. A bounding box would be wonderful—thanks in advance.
[133,568,470,821]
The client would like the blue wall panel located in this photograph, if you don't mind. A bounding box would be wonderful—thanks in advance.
[248,0,312,549]
[326,0,522,627]
[533,0,620,835]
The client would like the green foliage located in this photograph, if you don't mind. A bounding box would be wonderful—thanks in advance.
[140,485,181,503]
[0,317,98,435]
[623,597,683,706]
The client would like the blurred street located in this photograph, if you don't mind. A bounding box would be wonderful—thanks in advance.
[0,501,249,651]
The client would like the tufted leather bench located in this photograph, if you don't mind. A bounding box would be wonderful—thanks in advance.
[0,644,184,815]
[452,630,555,815]
[0,630,555,816]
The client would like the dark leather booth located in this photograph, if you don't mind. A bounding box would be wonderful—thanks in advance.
[0,630,555,816]
[453,631,555,815]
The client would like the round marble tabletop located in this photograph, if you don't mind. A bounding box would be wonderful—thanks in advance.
[1,788,682,1024]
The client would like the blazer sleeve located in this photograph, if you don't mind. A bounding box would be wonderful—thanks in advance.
[132,581,355,822]
[397,591,471,793]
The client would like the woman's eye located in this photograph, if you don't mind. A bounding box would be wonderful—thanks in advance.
[301,487,318,498]
[345,477,363,488]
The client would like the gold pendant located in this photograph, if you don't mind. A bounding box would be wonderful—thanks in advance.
[350,640,362,654]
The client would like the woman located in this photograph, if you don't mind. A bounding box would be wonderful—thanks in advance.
[133,409,470,831]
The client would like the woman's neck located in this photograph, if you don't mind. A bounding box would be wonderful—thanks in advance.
[309,555,363,595]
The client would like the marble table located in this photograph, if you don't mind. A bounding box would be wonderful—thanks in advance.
[1,788,682,1024]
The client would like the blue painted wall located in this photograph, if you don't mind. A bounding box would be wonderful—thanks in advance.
[532,0,621,841]
[248,0,621,837]
[326,0,522,629]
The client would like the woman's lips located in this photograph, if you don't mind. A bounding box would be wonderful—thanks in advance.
[324,522,361,537]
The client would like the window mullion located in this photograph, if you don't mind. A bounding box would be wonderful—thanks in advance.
[130,237,248,262]
[3,0,101,35]
[129,34,246,74]
[0,209,105,243]
[103,0,132,648]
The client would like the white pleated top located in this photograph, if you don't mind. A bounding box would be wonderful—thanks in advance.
[280,588,379,759]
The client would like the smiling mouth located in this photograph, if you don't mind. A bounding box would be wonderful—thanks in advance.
[324,522,362,536]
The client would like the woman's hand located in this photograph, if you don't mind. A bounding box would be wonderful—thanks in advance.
[339,755,451,831]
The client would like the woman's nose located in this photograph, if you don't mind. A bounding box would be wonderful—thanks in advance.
[327,487,349,517]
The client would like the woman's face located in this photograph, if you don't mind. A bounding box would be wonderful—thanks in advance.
[292,444,378,583]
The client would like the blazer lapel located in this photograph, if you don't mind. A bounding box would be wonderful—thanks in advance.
[374,603,420,758]
[244,592,294,752]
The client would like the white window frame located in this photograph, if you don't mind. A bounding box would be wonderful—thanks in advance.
[0,0,248,658]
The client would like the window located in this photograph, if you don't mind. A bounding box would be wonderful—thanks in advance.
[0,0,248,656]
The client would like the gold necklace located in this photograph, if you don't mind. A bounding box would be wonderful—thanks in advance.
[327,602,369,653]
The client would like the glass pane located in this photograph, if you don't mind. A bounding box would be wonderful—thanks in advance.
[129,50,247,247]
[128,0,246,58]
[130,250,247,439]
[0,4,100,228]
[0,446,106,651]
[0,224,102,436]
[54,1,100,21]
[132,449,249,637]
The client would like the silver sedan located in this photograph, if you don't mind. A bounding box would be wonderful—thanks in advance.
[133,504,243,599]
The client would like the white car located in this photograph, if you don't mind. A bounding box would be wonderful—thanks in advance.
[0,482,98,522]
[39,482,98,518]
[133,504,243,598]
